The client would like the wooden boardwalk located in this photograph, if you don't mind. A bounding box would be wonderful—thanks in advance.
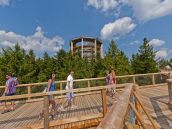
[0,84,171,129]
[0,92,117,129]
[139,85,172,129]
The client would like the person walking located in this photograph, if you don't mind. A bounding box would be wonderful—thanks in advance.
[2,73,18,114]
[65,70,76,109]
[39,71,56,119]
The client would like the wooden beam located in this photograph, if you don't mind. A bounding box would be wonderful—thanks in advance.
[133,92,158,129]
[0,84,121,101]
[0,72,169,89]
[27,85,32,100]
[18,113,103,129]
[152,74,156,85]
[97,84,133,129]
[133,76,136,84]
[129,103,147,129]
[43,95,49,129]
[101,89,107,117]
[125,122,134,129]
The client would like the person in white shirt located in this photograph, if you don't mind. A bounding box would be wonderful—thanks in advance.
[65,70,76,108]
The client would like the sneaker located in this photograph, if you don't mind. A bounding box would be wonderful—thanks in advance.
[0,102,3,106]
[1,110,10,114]
[60,106,66,111]
[38,113,43,120]
[58,105,65,111]
[71,105,77,109]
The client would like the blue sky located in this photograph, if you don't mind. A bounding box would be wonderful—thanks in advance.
[0,0,172,59]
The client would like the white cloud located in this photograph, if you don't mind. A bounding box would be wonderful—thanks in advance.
[121,0,172,21]
[87,0,172,21]
[0,0,10,6]
[0,26,64,56]
[100,17,136,40]
[87,0,119,12]
[156,49,168,59]
[129,40,140,45]
[149,39,165,47]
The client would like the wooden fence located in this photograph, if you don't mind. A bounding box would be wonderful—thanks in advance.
[97,84,159,129]
[0,72,170,128]
[0,84,122,129]
[0,72,170,99]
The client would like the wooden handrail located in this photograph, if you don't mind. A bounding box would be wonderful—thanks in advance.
[0,72,169,89]
[133,92,158,129]
[0,84,120,101]
[96,83,159,129]
[97,84,133,129]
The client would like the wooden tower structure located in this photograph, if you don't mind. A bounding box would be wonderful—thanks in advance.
[70,36,103,59]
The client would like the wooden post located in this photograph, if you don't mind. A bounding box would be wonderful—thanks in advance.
[44,95,49,129]
[88,80,90,92]
[152,74,155,85]
[60,82,63,96]
[27,85,32,100]
[167,79,172,110]
[133,92,158,129]
[133,76,136,84]
[129,103,147,129]
[134,85,142,120]
[88,80,90,88]
[101,89,107,117]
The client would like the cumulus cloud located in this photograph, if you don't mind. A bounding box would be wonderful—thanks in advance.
[87,0,172,21]
[87,0,119,12]
[122,0,172,21]
[156,49,168,59]
[0,0,10,6]
[100,17,136,40]
[149,39,165,47]
[0,26,64,56]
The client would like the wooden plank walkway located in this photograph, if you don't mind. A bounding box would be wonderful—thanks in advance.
[0,92,117,129]
[1,85,171,129]
[139,85,172,129]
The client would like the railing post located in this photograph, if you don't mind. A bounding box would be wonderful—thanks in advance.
[27,85,32,100]
[167,79,172,110]
[101,89,107,117]
[152,74,155,85]
[88,80,90,92]
[60,82,63,96]
[133,76,136,84]
[44,95,49,129]
[88,80,90,88]
[133,85,142,126]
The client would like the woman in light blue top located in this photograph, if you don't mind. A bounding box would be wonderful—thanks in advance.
[39,71,56,120]
[47,72,56,112]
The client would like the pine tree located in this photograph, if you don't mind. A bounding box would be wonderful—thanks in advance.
[131,38,158,74]
[104,40,132,75]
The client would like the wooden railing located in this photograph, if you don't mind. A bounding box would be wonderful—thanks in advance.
[97,84,133,129]
[0,72,170,98]
[0,84,122,129]
[97,85,159,129]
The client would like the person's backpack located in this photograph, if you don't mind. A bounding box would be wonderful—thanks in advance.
[8,78,18,94]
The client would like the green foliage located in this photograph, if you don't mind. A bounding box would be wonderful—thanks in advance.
[158,59,170,69]
[0,38,164,87]
[131,38,158,74]
[104,40,132,75]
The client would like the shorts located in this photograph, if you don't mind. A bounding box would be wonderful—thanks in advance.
[4,93,15,102]
[48,95,54,101]
[5,93,15,96]
[66,92,74,101]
